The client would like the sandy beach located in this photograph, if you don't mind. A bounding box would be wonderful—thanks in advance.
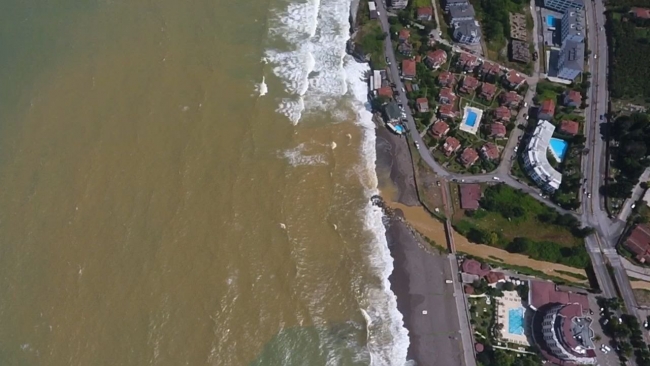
[376,125,465,365]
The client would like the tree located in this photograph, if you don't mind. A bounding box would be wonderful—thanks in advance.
[503,282,515,291]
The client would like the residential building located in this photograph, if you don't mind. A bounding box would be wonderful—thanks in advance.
[557,40,584,81]
[376,86,393,99]
[398,42,413,56]
[490,122,507,138]
[417,6,433,21]
[511,39,531,63]
[478,61,501,81]
[439,87,457,105]
[630,7,650,19]
[453,20,482,44]
[457,52,480,72]
[444,0,469,11]
[438,71,455,86]
[459,184,482,210]
[538,99,556,120]
[401,59,416,80]
[543,0,584,13]
[416,97,430,113]
[398,29,411,43]
[425,49,447,69]
[460,75,479,93]
[430,120,450,138]
[371,70,382,90]
[460,147,479,167]
[384,102,402,123]
[561,8,585,43]
[479,82,497,100]
[449,5,476,24]
[442,136,461,156]
[481,142,500,161]
[559,120,579,136]
[485,271,506,284]
[523,120,562,192]
[504,71,527,90]
[624,224,650,263]
[368,1,378,19]
[494,106,511,122]
[500,91,523,108]
[438,104,456,119]
[388,0,409,10]
[563,89,582,107]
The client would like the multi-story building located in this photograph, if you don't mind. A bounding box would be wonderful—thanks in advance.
[453,20,482,44]
[544,0,583,13]
[557,40,584,81]
[388,0,409,10]
[561,7,585,43]
[522,120,562,192]
[449,5,476,25]
[444,0,469,11]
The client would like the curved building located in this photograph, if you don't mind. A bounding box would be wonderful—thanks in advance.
[539,304,596,364]
[523,120,562,192]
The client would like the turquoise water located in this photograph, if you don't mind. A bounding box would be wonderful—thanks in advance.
[465,111,478,127]
[549,137,569,161]
[508,308,525,335]
[546,15,558,28]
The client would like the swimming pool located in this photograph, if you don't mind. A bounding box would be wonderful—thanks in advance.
[465,110,478,127]
[549,137,569,162]
[546,15,558,28]
[508,308,525,335]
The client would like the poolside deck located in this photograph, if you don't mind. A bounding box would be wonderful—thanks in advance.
[495,290,531,346]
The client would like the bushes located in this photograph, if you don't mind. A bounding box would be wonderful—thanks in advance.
[609,11,650,99]
[506,237,589,268]
[608,113,650,199]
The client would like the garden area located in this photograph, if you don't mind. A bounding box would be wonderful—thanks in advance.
[354,1,387,69]
[606,112,650,200]
[452,184,591,268]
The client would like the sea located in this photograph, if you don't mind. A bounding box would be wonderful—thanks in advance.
[0,0,410,365]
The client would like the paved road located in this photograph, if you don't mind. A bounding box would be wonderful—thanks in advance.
[617,168,650,221]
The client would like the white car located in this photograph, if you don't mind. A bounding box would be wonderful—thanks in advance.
[594,54,598,59]
[493,177,500,181]
[415,142,420,149]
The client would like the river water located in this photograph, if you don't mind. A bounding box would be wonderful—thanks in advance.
[0,0,409,364]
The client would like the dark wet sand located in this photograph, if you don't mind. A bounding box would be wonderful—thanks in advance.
[376,126,464,366]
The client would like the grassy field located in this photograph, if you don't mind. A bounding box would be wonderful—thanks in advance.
[413,0,432,6]
[469,297,495,339]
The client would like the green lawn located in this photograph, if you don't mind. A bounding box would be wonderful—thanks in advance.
[469,297,494,339]
[413,0,432,6]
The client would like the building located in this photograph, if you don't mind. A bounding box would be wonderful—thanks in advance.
[398,29,411,43]
[538,99,556,120]
[371,70,382,90]
[425,49,448,69]
[397,42,413,56]
[402,59,416,80]
[438,71,455,86]
[460,147,479,167]
[449,5,476,25]
[376,86,393,99]
[478,61,501,81]
[504,71,527,90]
[460,75,479,93]
[453,20,482,44]
[523,120,562,192]
[500,91,523,108]
[624,224,650,263]
[368,1,378,19]
[384,102,402,123]
[630,7,650,19]
[459,184,482,210]
[479,82,497,100]
[490,122,507,138]
[439,87,457,105]
[561,8,585,43]
[560,120,580,136]
[388,0,409,10]
[461,257,490,275]
[494,106,511,122]
[563,89,582,107]
[557,40,585,81]
[528,280,595,365]
[417,6,433,21]
[457,52,480,72]
[416,97,430,113]
[438,104,456,119]
[511,39,531,63]
[485,271,506,284]
[430,120,450,138]
[445,0,469,11]
[481,142,500,160]
[543,0,584,13]
[442,136,461,156]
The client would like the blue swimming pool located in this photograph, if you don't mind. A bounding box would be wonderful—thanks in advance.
[508,308,525,335]
[546,15,558,28]
[464,110,478,127]
[549,137,569,162]
[395,125,405,133]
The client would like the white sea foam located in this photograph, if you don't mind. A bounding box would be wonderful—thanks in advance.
[257,76,268,96]
[280,143,327,167]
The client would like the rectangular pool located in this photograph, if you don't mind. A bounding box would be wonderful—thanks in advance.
[546,15,558,28]
[508,308,525,335]
[465,110,478,127]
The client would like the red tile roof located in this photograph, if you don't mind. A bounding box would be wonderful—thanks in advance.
[490,122,507,137]
[506,71,526,88]
[632,7,650,19]
[402,59,416,78]
[416,97,429,113]
[460,147,479,167]
[485,271,505,284]
[500,91,522,106]
[460,184,482,210]
[398,28,411,41]
[438,71,454,85]
[426,49,447,68]
[377,86,393,98]
[439,87,456,104]
[481,142,500,160]
[564,90,582,106]
[458,52,480,69]
[461,258,489,275]
[480,82,497,99]
[417,6,433,17]
[560,120,580,135]
[443,136,461,155]
[494,106,511,121]
[464,285,475,294]
[540,99,556,118]
[480,61,501,76]
[625,224,650,263]
[430,120,449,137]
[528,280,589,310]
[438,104,456,118]
[461,76,479,92]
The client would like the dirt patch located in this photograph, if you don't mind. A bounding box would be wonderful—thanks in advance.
[632,284,650,307]
[388,202,588,283]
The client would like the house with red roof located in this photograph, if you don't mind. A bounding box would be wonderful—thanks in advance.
[417,6,433,21]
[489,122,507,138]
[429,120,449,138]
[630,7,650,19]
[563,90,582,107]
[425,49,447,69]
[459,184,482,210]
[460,75,479,94]
[439,87,457,105]
[438,104,456,119]
[376,86,393,99]
[461,258,490,275]
[494,106,511,122]
[478,61,501,81]
[415,97,430,113]
[500,91,522,108]
[504,71,527,90]
[456,52,480,72]
[479,82,497,100]
[401,59,416,80]
[480,142,500,161]
[438,71,454,86]
[459,147,479,167]
[624,224,650,263]
[560,120,579,136]
[538,99,556,120]
[442,136,461,156]
[398,29,411,43]
[485,271,506,284]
